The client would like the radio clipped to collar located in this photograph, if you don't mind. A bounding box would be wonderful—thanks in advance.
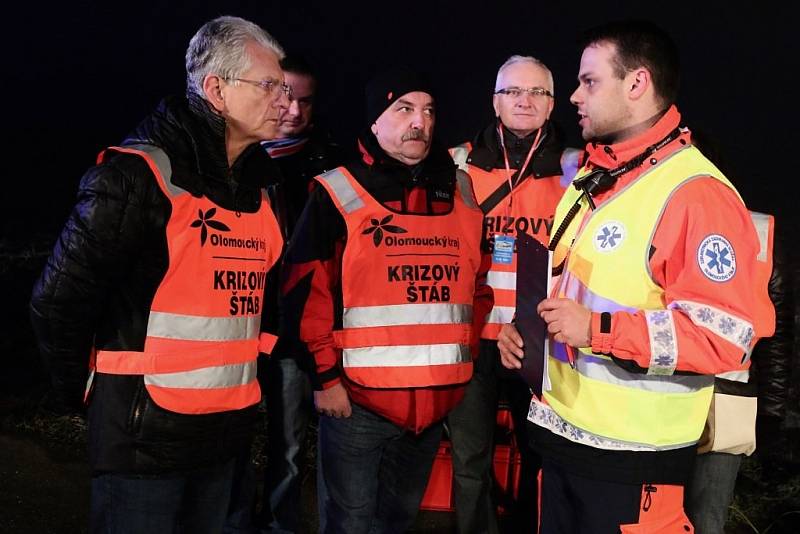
[572,168,616,209]
[548,126,682,253]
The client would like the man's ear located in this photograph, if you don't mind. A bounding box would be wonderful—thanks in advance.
[203,74,227,112]
[628,68,651,100]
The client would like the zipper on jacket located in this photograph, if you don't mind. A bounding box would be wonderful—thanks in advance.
[128,380,146,434]
[228,169,241,217]
[642,484,658,512]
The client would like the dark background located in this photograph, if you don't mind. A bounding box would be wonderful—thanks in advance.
[4,1,797,241]
[1,4,798,532]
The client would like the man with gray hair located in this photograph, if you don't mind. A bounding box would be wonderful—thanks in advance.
[30,16,288,533]
[447,55,579,533]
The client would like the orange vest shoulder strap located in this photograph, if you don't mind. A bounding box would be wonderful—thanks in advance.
[99,144,181,198]
[749,210,776,338]
[450,142,472,172]
[455,169,478,210]
[315,167,368,215]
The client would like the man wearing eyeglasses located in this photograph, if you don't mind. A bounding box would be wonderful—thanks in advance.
[257,55,346,534]
[446,55,579,534]
[30,16,289,534]
[282,67,491,533]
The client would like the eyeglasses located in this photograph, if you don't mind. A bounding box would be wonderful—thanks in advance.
[226,77,292,99]
[495,87,553,99]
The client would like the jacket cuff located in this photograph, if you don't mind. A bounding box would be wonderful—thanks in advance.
[314,347,342,390]
[590,312,613,355]
[319,375,342,390]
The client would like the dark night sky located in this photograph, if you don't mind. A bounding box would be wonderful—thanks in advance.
[5,1,797,240]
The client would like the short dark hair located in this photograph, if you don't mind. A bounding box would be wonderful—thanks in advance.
[578,20,680,108]
[279,55,316,83]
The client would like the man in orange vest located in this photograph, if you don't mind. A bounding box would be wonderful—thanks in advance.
[447,55,578,534]
[686,214,793,532]
[281,67,491,533]
[30,16,288,534]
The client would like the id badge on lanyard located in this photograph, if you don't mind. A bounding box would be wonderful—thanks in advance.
[492,234,515,264]
[492,125,542,267]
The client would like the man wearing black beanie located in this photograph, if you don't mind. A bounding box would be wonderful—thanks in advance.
[280,67,491,532]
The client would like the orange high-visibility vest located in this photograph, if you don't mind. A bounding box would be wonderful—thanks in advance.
[452,143,579,339]
[316,166,483,388]
[93,144,283,414]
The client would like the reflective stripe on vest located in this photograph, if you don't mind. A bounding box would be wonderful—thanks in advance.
[146,312,261,341]
[316,167,483,388]
[540,144,743,450]
[487,271,516,291]
[343,303,472,327]
[317,167,365,213]
[450,143,471,172]
[93,145,283,414]
[465,155,570,339]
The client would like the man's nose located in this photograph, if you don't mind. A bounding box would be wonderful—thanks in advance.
[274,90,290,111]
[286,98,300,117]
[570,86,581,106]
[409,110,427,129]
[517,92,534,107]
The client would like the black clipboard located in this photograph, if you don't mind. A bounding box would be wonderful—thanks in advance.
[514,232,551,396]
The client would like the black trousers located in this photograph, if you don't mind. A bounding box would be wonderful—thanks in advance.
[539,459,693,534]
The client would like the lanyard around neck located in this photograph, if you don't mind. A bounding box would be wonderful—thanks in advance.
[497,125,543,212]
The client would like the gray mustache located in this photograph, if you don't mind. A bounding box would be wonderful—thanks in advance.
[402,129,429,142]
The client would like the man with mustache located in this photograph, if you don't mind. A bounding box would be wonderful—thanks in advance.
[447,55,579,534]
[498,20,774,532]
[281,67,490,533]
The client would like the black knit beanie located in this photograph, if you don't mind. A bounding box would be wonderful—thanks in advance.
[365,67,434,126]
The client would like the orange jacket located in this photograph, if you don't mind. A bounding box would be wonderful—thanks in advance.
[584,107,775,374]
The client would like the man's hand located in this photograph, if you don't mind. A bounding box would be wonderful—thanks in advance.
[314,382,352,418]
[498,323,525,369]
[537,298,591,348]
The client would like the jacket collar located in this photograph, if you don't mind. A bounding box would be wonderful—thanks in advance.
[356,130,456,189]
[585,105,682,169]
[467,119,566,178]
[124,94,278,195]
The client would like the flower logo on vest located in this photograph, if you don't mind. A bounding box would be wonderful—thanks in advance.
[593,221,626,253]
[362,214,407,247]
[190,208,230,246]
[697,234,736,282]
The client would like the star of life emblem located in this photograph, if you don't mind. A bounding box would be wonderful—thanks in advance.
[593,221,626,253]
[697,234,736,282]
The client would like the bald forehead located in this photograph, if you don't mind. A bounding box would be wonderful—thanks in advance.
[495,61,554,93]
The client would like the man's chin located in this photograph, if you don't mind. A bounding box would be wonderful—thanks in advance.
[402,148,430,163]
[278,128,302,138]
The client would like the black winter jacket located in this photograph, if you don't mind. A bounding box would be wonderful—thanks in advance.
[30,94,282,474]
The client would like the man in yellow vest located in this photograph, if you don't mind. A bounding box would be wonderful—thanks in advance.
[498,20,774,532]
[30,16,288,533]
[447,55,578,534]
